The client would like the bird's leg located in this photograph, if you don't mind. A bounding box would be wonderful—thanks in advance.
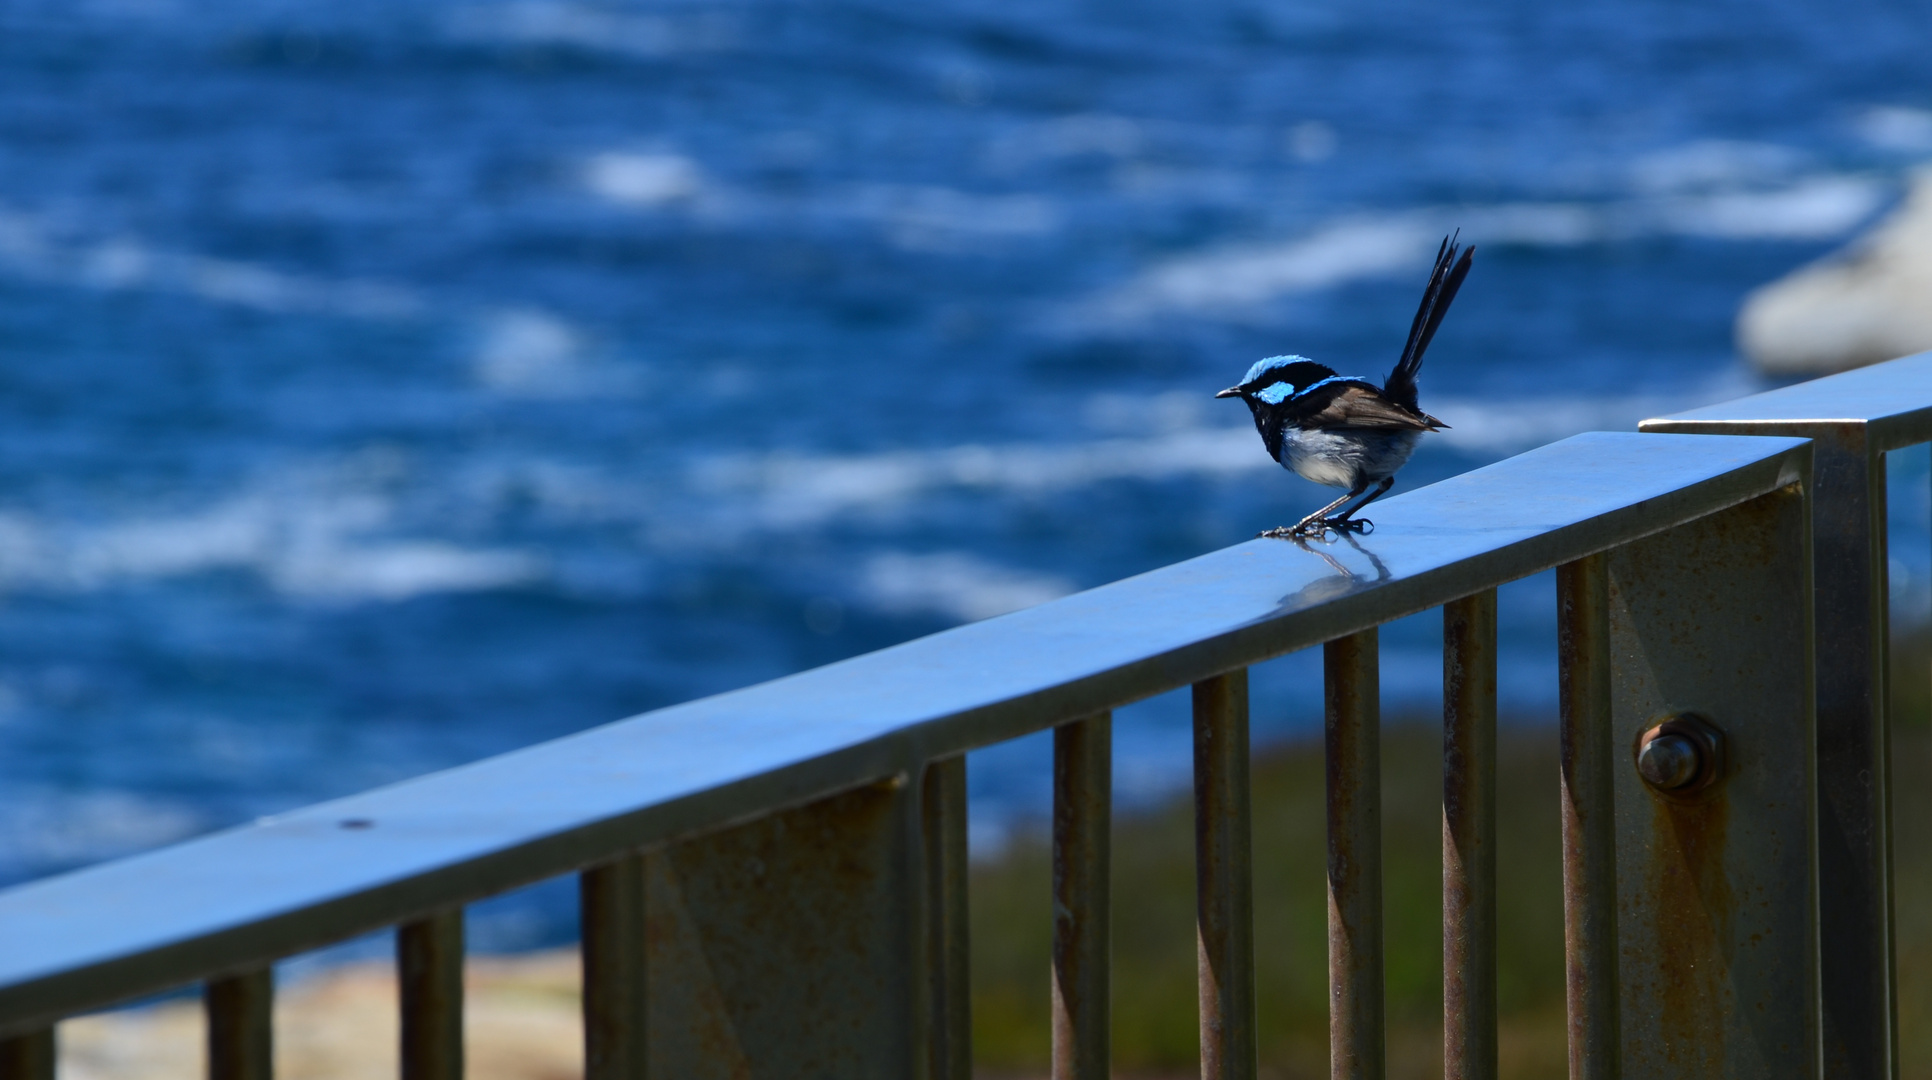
[1260,484,1365,540]
[1324,477,1395,533]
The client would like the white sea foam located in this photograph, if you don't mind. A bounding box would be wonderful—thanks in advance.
[448,2,739,57]
[1857,106,1932,152]
[856,551,1075,622]
[0,201,608,400]
[583,151,705,207]
[1076,217,1428,324]
[0,789,203,866]
[1462,202,1610,246]
[982,114,1145,170]
[0,204,424,319]
[475,309,583,388]
[470,307,636,397]
[688,428,1266,530]
[276,542,544,601]
[844,184,1060,252]
[0,462,545,602]
[1656,177,1888,239]
[1627,140,1805,193]
[1069,173,1890,326]
[576,148,1060,250]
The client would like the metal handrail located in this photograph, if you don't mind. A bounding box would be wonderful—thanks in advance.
[0,417,1823,1079]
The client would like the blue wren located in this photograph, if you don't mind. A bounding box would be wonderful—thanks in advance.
[1217,234,1474,539]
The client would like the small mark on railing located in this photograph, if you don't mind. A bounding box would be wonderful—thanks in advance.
[339,818,375,830]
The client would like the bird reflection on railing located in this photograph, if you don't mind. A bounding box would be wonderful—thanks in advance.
[1261,532,1393,616]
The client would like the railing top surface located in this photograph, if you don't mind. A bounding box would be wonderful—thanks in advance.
[1642,350,1932,452]
[0,430,1809,1033]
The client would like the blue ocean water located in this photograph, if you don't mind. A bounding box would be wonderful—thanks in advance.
[4,0,1932,949]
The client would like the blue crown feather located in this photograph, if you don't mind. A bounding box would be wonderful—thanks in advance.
[1240,354,1309,386]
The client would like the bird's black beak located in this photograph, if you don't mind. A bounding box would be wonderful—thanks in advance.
[1214,386,1244,399]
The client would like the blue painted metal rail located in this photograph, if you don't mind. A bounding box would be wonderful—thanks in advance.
[0,386,1846,1079]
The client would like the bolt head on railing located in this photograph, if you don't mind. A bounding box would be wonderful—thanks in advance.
[1637,734,1700,788]
[1634,713,1726,797]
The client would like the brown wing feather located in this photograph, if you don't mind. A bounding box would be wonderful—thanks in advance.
[1300,385,1446,431]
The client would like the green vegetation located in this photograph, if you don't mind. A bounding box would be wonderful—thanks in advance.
[1894,627,1932,1080]
[967,630,1932,1078]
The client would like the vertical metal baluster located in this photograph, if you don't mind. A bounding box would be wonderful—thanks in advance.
[1326,628,1383,1080]
[1053,712,1112,1080]
[0,1028,55,1080]
[1194,670,1256,1080]
[924,756,972,1080]
[399,907,465,1080]
[1557,554,1620,1080]
[1443,591,1498,1080]
[206,968,273,1080]
[1810,431,1894,1080]
[582,853,647,1080]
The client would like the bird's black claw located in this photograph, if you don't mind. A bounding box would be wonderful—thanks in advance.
[1261,516,1377,541]
[1266,517,1375,541]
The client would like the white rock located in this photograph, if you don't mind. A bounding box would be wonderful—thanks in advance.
[1738,169,1932,375]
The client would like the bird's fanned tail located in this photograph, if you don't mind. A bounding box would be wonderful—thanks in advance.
[1382,232,1474,412]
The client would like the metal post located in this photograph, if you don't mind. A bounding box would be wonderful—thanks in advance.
[1193,670,1255,1080]
[924,756,972,1080]
[1326,628,1383,1080]
[1644,401,1896,1080]
[399,907,465,1080]
[1557,554,1619,1080]
[1807,432,1894,1080]
[0,1029,54,1080]
[1443,591,1497,1080]
[582,853,647,1080]
[207,968,273,1080]
[1053,713,1111,1080]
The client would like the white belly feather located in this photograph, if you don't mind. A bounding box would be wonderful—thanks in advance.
[1279,428,1422,489]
